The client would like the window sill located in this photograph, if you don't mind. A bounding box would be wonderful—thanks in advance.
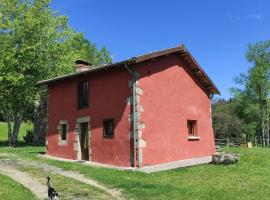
[58,140,68,145]
[188,136,200,141]
[103,136,114,139]
[77,106,89,110]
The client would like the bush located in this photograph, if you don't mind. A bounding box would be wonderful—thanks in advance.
[23,129,34,144]
[0,112,4,121]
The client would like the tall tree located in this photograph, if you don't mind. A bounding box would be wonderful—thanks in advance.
[233,40,270,146]
[0,0,111,146]
[212,99,245,139]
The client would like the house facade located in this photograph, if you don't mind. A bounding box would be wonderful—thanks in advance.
[38,45,219,167]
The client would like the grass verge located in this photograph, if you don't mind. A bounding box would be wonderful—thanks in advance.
[1,146,270,199]
[0,172,38,200]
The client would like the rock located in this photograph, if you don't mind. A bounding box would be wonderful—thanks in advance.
[212,153,240,165]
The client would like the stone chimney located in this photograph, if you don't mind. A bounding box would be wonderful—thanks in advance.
[75,60,91,72]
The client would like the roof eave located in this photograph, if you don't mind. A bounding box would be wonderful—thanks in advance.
[179,46,220,95]
[36,58,136,86]
[37,44,220,95]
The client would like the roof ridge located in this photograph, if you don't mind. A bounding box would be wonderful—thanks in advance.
[133,44,184,59]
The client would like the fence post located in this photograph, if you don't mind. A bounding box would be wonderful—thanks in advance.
[226,137,229,147]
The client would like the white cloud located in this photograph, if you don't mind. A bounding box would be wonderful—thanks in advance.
[227,14,240,21]
[245,14,262,20]
[227,13,262,21]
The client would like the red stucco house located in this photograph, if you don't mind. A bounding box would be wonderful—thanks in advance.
[38,44,219,168]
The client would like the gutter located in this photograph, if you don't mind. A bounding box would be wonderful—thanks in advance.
[124,63,139,167]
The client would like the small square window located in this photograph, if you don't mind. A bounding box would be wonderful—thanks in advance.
[187,120,197,136]
[61,124,67,141]
[103,119,114,138]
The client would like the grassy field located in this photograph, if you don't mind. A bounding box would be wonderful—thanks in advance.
[0,173,38,200]
[18,165,114,200]
[0,121,32,141]
[1,146,270,200]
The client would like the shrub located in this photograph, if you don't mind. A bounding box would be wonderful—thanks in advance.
[23,129,34,144]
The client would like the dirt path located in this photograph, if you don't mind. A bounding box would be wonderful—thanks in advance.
[0,155,125,200]
[23,160,124,200]
[0,161,47,199]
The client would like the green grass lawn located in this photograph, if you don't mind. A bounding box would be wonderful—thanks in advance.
[0,173,38,200]
[1,146,270,200]
[0,121,32,141]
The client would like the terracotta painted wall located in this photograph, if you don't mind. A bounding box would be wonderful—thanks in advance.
[135,55,215,166]
[46,54,216,167]
[47,68,132,166]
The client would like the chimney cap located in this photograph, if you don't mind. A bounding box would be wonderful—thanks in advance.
[75,60,91,66]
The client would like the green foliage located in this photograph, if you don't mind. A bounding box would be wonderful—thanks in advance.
[229,91,260,138]
[244,41,270,103]
[212,99,244,138]
[231,40,270,144]
[0,0,111,145]
[23,128,33,143]
[243,122,257,138]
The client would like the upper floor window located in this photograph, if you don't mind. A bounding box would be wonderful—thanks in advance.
[78,80,89,109]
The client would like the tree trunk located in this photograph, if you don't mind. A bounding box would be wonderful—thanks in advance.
[33,98,47,145]
[12,111,22,147]
[264,118,270,146]
[260,99,269,147]
[4,109,13,146]
[263,101,269,146]
[262,121,265,147]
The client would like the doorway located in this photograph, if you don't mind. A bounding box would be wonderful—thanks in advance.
[80,122,89,161]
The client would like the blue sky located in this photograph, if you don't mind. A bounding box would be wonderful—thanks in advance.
[50,0,269,99]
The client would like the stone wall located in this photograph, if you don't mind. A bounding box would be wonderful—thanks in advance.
[128,79,146,167]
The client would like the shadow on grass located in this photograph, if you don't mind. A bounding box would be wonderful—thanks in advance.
[0,140,45,148]
[0,141,46,156]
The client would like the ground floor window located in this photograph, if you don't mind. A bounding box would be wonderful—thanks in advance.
[103,118,114,138]
[187,120,197,136]
[58,120,69,144]
[61,124,67,141]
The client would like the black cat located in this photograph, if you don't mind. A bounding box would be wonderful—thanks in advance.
[47,177,59,200]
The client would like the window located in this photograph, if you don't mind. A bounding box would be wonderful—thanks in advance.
[61,124,67,141]
[187,120,197,136]
[58,120,69,145]
[78,80,89,109]
[103,118,114,138]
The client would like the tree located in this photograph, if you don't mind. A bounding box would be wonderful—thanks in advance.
[233,40,270,146]
[212,99,244,139]
[0,0,111,146]
[229,91,260,138]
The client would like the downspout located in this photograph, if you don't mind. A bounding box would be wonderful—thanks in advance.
[124,62,138,167]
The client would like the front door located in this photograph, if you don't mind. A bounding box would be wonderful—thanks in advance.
[80,122,89,161]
